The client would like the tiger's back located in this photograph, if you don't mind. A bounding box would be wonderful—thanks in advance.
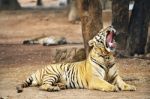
[42,61,88,89]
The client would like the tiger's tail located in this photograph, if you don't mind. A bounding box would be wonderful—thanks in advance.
[16,76,33,93]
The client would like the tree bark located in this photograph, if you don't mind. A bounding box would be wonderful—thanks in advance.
[145,24,150,53]
[77,0,103,57]
[37,0,43,6]
[126,0,150,56]
[112,0,129,50]
[0,0,21,10]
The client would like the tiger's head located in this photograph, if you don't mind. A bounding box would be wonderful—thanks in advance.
[89,26,116,53]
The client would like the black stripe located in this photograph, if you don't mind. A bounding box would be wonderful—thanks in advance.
[71,66,76,88]
[29,77,33,82]
[109,74,118,83]
[35,74,39,84]
[108,63,115,69]
[80,80,84,88]
[56,66,61,75]
[95,36,101,42]
[68,67,73,78]
[51,67,58,74]
[44,76,56,84]
[76,68,84,88]
[25,80,29,85]
[47,79,55,84]
[26,77,32,86]
[46,67,52,73]
[40,69,44,80]
[76,69,80,88]
[51,75,59,81]
[97,69,104,77]
[69,82,72,88]
[50,74,59,80]
[71,82,75,88]
[45,69,51,75]
[91,57,106,71]
[48,74,58,81]
[71,66,75,81]
[60,64,63,70]
[86,79,89,87]
[66,64,71,71]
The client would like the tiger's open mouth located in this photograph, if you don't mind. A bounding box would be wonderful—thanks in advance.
[106,30,116,51]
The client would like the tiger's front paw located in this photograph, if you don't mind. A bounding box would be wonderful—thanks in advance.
[114,85,119,92]
[126,84,136,91]
[104,85,119,92]
[118,84,136,91]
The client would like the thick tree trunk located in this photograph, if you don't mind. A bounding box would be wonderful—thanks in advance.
[126,0,150,56]
[112,0,129,50]
[37,0,43,6]
[145,24,150,53]
[67,0,71,4]
[77,0,103,57]
[0,0,21,10]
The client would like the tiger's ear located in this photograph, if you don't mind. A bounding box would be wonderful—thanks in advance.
[88,39,96,47]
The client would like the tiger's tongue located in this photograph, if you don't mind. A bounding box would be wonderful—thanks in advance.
[107,32,115,47]
[107,32,113,43]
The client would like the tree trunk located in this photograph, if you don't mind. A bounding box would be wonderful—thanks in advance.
[37,0,43,6]
[0,0,21,10]
[67,0,71,4]
[77,0,103,57]
[145,24,150,53]
[126,0,150,56]
[112,0,129,50]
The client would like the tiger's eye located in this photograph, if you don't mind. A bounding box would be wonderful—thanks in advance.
[105,56,110,59]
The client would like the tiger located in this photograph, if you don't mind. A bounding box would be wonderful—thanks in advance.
[16,26,136,93]
[23,36,81,46]
[23,36,67,46]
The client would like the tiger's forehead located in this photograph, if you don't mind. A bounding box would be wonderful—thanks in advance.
[94,31,106,42]
[94,26,116,41]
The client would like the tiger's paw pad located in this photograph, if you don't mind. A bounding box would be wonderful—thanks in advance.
[54,83,66,90]
[114,86,119,92]
[47,86,60,92]
[128,85,136,91]
[103,85,118,92]
[118,84,136,91]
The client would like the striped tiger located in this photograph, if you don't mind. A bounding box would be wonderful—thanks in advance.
[16,26,136,93]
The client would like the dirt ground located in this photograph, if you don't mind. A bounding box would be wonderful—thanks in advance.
[0,6,150,99]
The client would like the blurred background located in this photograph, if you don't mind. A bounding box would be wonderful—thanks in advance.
[0,0,150,99]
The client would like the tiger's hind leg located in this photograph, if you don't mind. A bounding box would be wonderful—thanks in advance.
[39,82,66,92]
[39,75,61,92]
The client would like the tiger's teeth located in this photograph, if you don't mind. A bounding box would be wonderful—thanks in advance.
[109,42,113,47]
